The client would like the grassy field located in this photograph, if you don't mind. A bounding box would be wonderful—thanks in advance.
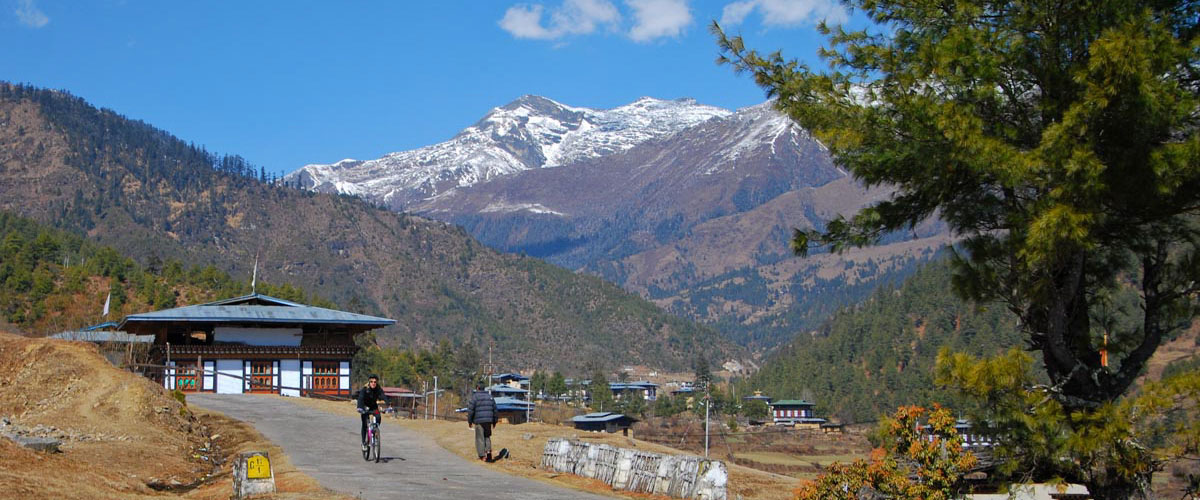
[734,451,863,467]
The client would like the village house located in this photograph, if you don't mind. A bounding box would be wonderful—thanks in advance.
[487,384,530,401]
[572,412,639,436]
[563,378,592,402]
[768,399,827,428]
[495,397,535,424]
[668,381,696,397]
[490,372,529,389]
[921,419,996,450]
[609,381,658,401]
[118,293,394,397]
[382,386,421,418]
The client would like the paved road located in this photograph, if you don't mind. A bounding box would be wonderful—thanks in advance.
[190,394,611,500]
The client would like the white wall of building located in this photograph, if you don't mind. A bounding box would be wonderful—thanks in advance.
[213,327,302,346]
[202,360,215,391]
[280,360,300,397]
[164,360,176,391]
[216,359,244,394]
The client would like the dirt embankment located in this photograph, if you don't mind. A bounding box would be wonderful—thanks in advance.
[0,331,350,500]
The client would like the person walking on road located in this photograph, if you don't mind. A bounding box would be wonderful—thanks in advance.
[467,381,498,462]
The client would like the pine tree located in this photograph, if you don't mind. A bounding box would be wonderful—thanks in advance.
[717,2,1200,496]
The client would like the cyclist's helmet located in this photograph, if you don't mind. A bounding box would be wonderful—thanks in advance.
[368,374,379,381]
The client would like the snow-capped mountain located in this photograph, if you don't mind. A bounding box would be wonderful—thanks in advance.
[411,100,843,221]
[410,99,851,266]
[286,94,948,351]
[284,95,730,209]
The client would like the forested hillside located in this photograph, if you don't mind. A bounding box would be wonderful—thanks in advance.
[0,83,742,372]
[749,256,1024,423]
[0,211,327,333]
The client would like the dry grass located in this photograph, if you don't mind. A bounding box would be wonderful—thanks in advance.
[1141,319,1200,383]
[0,331,351,500]
[733,451,862,467]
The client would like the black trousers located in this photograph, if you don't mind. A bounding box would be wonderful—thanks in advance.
[361,412,378,443]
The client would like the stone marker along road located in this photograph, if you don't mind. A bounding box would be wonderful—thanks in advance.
[191,394,614,500]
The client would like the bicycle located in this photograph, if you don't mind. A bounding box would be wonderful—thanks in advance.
[361,409,381,463]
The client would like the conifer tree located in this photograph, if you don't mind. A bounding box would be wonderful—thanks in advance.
[716,1,1199,496]
[589,371,614,412]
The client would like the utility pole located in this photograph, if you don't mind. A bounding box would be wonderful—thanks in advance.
[433,376,439,420]
[704,383,710,458]
[423,380,428,420]
[484,344,496,389]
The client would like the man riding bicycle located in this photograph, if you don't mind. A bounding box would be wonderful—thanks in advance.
[357,374,385,451]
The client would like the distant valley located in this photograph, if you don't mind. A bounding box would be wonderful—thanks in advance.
[287,96,950,350]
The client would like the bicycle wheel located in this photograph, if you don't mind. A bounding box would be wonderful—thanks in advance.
[362,431,372,461]
[373,425,381,463]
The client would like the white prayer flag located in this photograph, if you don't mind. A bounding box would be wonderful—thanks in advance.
[102,292,111,317]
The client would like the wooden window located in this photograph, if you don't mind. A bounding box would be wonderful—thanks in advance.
[175,362,199,392]
[312,361,339,391]
[248,361,274,393]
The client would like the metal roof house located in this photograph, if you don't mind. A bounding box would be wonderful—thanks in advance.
[768,399,827,427]
[572,412,639,435]
[49,329,155,367]
[49,330,155,344]
[495,396,535,424]
[670,383,696,396]
[455,396,535,424]
[491,373,529,389]
[118,293,394,397]
[487,384,530,400]
[609,381,658,401]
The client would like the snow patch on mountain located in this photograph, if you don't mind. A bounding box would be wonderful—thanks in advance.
[284,95,730,208]
[481,202,567,216]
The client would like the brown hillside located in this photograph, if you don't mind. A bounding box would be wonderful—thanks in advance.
[1141,319,1200,383]
[0,331,347,499]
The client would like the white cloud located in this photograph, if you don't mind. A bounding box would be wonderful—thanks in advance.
[500,5,557,39]
[626,0,691,42]
[499,0,622,41]
[720,0,847,28]
[719,1,756,25]
[15,0,49,28]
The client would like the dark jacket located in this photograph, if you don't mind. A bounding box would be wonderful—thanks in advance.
[467,390,497,425]
[357,384,385,412]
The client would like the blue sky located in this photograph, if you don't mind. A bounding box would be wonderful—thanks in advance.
[3,0,851,176]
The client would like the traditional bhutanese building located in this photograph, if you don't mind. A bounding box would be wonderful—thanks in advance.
[768,399,828,428]
[118,293,394,397]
